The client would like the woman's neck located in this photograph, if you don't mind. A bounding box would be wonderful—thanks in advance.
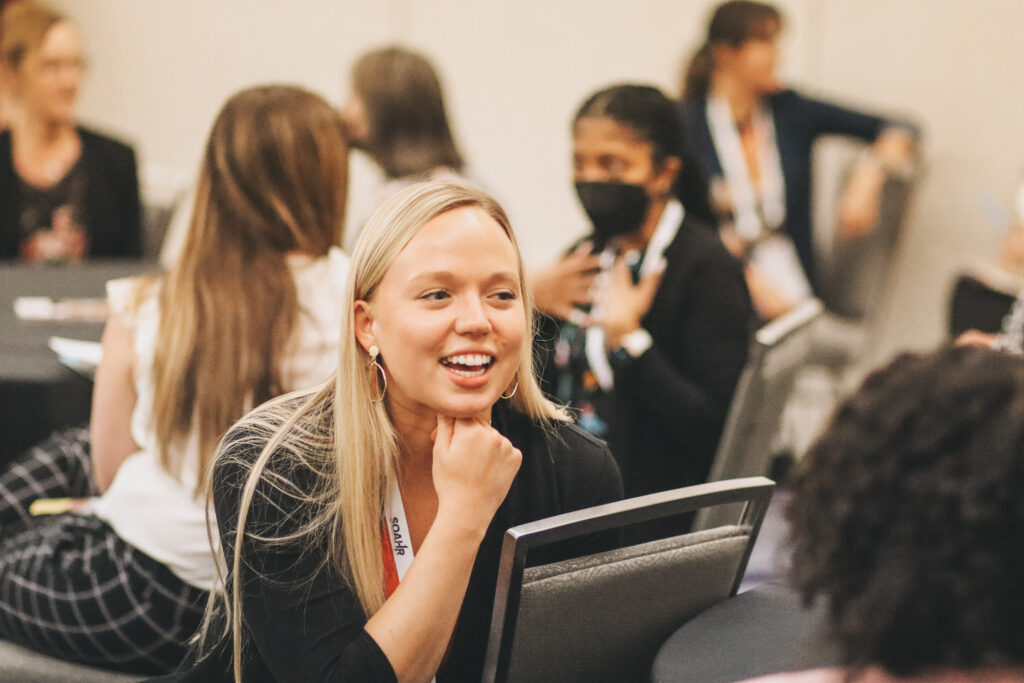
[710,71,762,129]
[12,110,74,148]
[619,196,668,254]
[388,398,493,477]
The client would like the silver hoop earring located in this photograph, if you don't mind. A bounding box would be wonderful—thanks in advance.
[501,380,518,400]
[367,345,387,403]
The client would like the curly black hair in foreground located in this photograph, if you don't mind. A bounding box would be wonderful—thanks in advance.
[786,345,1024,676]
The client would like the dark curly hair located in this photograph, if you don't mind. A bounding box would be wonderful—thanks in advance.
[786,345,1024,676]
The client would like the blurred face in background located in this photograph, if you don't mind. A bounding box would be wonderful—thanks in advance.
[713,22,782,95]
[341,91,369,150]
[573,116,659,188]
[15,20,84,126]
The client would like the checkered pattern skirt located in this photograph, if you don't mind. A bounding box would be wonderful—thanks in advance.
[0,428,208,675]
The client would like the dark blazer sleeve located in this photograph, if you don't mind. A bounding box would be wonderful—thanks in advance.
[785,90,917,142]
[616,237,752,440]
[80,127,143,258]
[212,428,397,683]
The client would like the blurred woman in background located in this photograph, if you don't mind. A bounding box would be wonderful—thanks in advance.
[341,45,468,247]
[680,0,917,319]
[0,85,349,674]
[0,0,141,261]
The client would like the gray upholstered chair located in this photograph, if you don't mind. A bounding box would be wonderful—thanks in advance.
[0,640,144,682]
[482,476,774,683]
[696,301,823,533]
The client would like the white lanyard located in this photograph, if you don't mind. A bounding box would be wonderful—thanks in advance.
[585,200,684,391]
[706,95,786,241]
[384,477,414,581]
[383,478,439,683]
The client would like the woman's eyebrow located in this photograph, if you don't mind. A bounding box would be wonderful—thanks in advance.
[406,270,519,286]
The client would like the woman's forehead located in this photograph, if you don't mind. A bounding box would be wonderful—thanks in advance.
[385,206,518,282]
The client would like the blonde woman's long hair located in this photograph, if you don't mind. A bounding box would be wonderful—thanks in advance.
[210,180,566,680]
[150,85,347,497]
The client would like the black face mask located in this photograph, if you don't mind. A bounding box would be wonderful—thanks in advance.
[574,181,650,250]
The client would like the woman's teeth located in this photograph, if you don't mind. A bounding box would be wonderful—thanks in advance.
[441,354,494,377]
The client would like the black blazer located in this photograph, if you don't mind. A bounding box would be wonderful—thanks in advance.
[679,89,915,287]
[538,215,754,499]
[163,401,623,683]
[0,126,142,260]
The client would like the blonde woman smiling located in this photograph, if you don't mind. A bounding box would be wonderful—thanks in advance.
[182,181,622,683]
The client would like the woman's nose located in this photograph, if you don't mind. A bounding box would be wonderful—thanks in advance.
[453,297,491,335]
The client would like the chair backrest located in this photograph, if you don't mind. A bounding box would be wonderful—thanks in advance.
[948,270,1019,337]
[705,299,823,489]
[820,167,917,321]
[482,477,775,683]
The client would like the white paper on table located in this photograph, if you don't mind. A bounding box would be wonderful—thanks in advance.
[48,336,103,378]
[14,296,108,322]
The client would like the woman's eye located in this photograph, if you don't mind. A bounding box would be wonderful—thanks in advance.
[492,290,517,302]
[421,290,449,301]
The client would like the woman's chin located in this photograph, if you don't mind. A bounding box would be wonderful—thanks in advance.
[437,395,502,422]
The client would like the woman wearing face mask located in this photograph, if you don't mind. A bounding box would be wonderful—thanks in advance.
[680,0,917,319]
[534,83,753,502]
[168,181,621,683]
[0,1,141,262]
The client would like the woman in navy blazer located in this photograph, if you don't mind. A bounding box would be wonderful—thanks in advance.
[679,0,917,317]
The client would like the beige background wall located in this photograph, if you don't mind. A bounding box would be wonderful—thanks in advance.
[50,0,1024,362]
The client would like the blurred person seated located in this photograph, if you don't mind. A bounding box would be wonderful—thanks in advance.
[747,345,1024,682]
[0,85,349,675]
[956,176,1024,350]
[532,83,753,501]
[341,45,469,249]
[163,181,622,682]
[679,0,918,320]
[0,1,141,262]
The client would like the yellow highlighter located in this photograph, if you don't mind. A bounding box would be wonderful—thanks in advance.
[29,498,89,516]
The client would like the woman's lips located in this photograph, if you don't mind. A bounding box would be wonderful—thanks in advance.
[440,353,495,387]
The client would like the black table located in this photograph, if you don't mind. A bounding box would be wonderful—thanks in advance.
[650,583,839,683]
[0,260,158,464]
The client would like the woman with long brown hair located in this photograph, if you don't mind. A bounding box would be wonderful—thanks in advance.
[0,84,349,674]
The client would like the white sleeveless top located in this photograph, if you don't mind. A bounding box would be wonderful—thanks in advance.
[92,248,349,590]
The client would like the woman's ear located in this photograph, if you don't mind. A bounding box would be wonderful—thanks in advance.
[353,300,376,355]
[653,156,682,197]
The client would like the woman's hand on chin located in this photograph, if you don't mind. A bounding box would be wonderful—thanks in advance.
[431,414,521,539]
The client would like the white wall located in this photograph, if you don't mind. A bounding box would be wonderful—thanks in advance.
[51,0,1024,360]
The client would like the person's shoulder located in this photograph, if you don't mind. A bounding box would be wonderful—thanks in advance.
[667,215,734,264]
[77,125,137,162]
[215,391,330,483]
[767,88,804,107]
[546,419,618,475]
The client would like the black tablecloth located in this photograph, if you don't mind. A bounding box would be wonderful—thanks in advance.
[650,583,839,683]
[0,260,157,463]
